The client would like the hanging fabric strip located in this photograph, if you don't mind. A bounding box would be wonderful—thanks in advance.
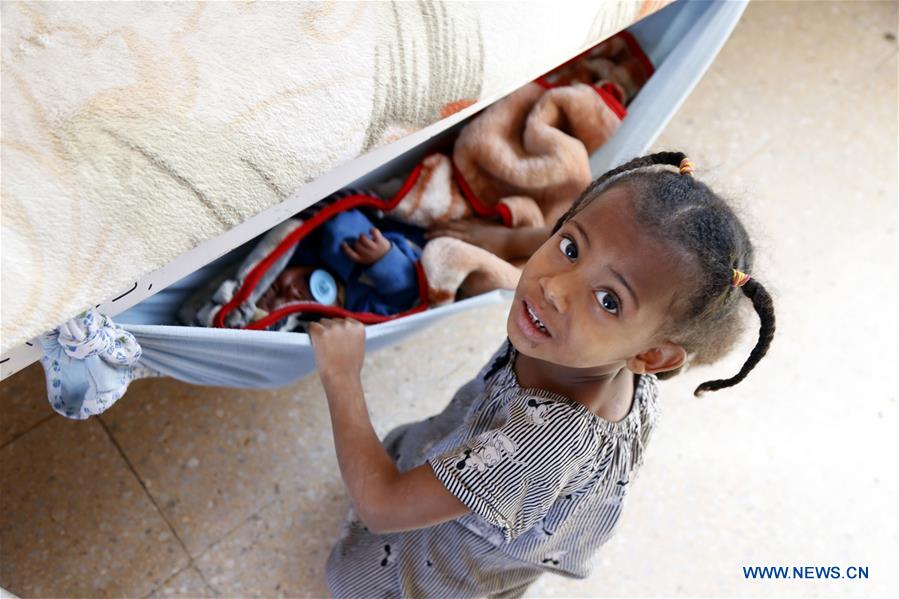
[40,309,161,420]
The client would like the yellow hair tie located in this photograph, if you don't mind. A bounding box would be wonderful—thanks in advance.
[679,158,695,175]
[731,269,751,288]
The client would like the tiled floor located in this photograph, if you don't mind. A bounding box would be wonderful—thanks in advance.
[2,1,897,597]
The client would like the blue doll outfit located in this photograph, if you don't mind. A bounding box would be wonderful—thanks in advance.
[319,209,422,315]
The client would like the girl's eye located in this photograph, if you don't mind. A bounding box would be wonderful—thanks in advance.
[559,237,578,260]
[595,290,620,315]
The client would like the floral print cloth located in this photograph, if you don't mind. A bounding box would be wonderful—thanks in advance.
[40,308,159,420]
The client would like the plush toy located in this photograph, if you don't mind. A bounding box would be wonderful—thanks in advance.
[380,31,654,256]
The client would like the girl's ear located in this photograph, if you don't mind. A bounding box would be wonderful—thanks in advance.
[627,342,687,375]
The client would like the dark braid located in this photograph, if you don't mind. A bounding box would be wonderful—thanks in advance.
[554,151,776,396]
[692,278,776,395]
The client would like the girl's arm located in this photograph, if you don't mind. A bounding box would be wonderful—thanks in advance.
[309,318,470,534]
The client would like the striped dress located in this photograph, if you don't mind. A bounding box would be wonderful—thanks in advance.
[326,339,660,598]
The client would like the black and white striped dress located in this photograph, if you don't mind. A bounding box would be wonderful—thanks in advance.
[326,339,660,598]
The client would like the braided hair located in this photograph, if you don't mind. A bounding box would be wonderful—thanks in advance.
[553,151,775,396]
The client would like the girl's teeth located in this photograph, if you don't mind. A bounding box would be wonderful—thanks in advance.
[526,305,547,333]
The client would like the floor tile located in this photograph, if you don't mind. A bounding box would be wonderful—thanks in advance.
[652,0,898,180]
[149,565,217,598]
[98,374,331,558]
[0,362,53,448]
[723,48,897,360]
[194,492,346,599]
[0,417,190,597]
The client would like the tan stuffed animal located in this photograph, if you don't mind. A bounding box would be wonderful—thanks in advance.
[386,31,653,263]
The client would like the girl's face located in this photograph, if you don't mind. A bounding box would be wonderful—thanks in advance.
[508,186,688,370]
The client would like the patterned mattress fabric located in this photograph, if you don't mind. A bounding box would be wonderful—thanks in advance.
[0,0,672,353]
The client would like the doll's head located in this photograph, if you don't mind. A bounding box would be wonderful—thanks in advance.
[508,151,775,396]
[257,266,344,312]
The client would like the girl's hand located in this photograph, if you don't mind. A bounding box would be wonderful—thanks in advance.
[309,318,366,383]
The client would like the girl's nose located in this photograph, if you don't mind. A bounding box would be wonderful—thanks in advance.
[538,274,571,314]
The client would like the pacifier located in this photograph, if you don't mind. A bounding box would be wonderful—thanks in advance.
[309,269,338,306]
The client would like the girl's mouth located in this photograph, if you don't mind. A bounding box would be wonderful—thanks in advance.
[517,299,552,341]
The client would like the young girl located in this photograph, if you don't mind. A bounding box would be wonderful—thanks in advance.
[309,151,776,598]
